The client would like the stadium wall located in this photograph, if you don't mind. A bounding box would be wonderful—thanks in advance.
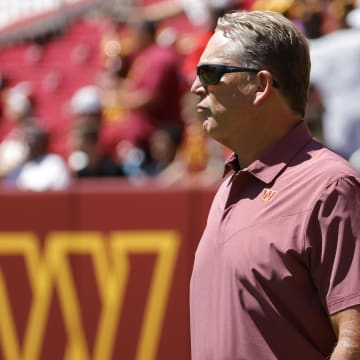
[0,180,216,360]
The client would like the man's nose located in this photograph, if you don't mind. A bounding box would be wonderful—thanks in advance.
[191,77,207,95]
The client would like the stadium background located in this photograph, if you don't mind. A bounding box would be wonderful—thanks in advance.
[0,0,358,359]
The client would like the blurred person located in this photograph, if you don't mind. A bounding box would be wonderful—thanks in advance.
[116,139,147,178]
[182,5,236,85]
[138,0,240,28]
[0,72,9,121]
[70,85,103,130]
[98,21,134,125]
[68,124,124,178]
[320,0,356,35]
[108,18,185,159]
[69,84,121,160]
[152,121,225,185]
[301,0,325,38]
[190,10,360,360]
[251,0,295,15]
[98,70,128,125]
[143,125,183,176]
[304,83,324,142]
[99,21,132,80]
[349,146,360,171]
[251,0,307,31]
[150,105,226,186]
[138,0,241,85]
[69,82,154,178]
[0,82,37,178]
[309,1,360,159]
[5,124,70,191]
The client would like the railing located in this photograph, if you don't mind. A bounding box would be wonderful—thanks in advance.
[0,0,83,29]
[0,0,134,46]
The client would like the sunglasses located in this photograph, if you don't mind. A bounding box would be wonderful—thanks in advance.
[196,63,279,88]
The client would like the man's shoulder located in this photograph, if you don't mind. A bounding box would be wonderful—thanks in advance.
[297,140,360,185]
[274,141,360,214]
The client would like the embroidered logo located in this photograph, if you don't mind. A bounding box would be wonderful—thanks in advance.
[261,188,278,202]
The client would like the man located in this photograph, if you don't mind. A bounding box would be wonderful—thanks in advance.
[190,10,360,360]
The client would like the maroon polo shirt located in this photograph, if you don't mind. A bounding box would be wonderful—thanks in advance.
[190,121,360,360]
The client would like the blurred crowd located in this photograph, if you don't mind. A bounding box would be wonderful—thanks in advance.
[0,0,359,191]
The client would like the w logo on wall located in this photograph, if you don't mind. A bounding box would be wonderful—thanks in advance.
[0,231,179,360]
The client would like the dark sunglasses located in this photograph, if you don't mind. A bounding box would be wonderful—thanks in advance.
[196,63,279,88]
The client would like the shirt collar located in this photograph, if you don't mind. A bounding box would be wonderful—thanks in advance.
[224,121,313,184]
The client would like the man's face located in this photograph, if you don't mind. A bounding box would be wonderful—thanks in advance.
[191,31,257,149]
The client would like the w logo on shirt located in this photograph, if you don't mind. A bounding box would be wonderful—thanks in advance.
[261,188,278,202]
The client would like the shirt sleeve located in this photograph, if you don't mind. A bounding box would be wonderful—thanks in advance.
[306,176,360,315]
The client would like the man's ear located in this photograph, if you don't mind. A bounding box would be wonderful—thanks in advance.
[253,70,275,105]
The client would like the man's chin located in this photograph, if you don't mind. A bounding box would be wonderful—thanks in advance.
[203,119,215,133]
[203,119,220,135]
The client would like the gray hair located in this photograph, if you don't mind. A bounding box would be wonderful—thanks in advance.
[216,11,310,117]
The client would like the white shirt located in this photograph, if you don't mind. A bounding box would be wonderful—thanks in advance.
[181,0,232,26]
[14,154,71,191]
[310,28,360,158]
